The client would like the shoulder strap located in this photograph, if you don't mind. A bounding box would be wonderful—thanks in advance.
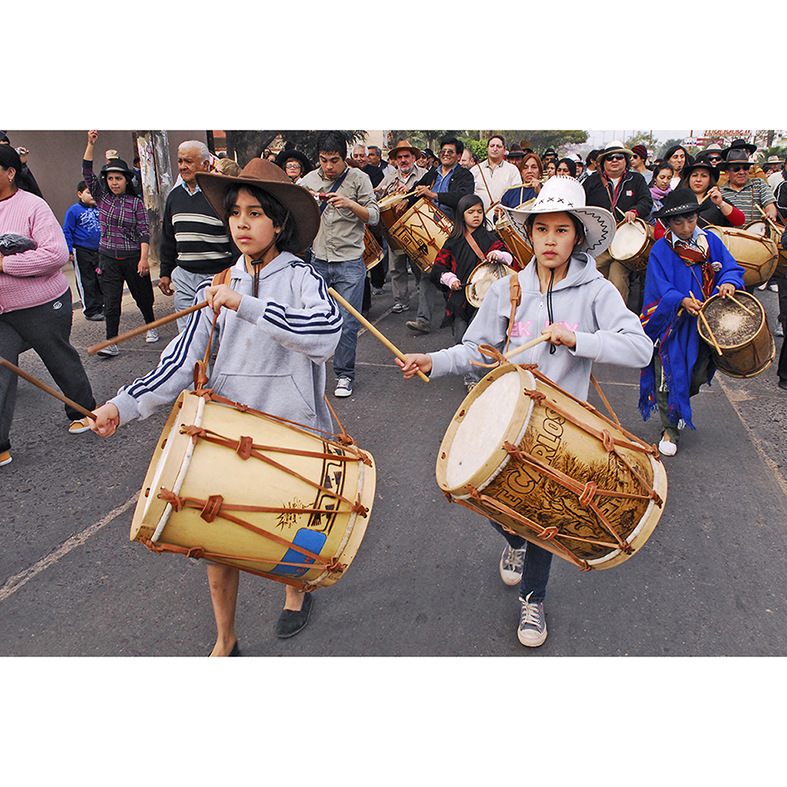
[502,271,522,356]
[211,267,233,287]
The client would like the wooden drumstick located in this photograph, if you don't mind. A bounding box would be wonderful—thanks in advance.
[503,332,551,361]
[327,287,430,383]
[0,356,96,420]
[87,300,208,355]
[690,291,723,356]
[726,292,755,316]
[756,203,786,235]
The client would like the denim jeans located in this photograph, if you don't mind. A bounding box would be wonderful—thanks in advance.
[489,519,553,603]
[309,257,366,381]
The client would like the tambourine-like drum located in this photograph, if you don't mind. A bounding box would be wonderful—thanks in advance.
[697,291,775,378]
[608,218,655,272]
[494,213,531,270]
[363,227,384,271]
[466,261,516,308]
[704,225,778,287]
[745,219,787,278]
[436,364,667,571]
[388,197,453,273]
[130,390,376,589]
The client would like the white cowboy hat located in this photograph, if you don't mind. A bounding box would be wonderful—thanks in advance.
[500,175,616,256]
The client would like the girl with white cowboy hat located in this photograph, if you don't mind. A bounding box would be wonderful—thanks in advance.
[397,176,653,648]
[639,188,745,457]
[90,158,343,655]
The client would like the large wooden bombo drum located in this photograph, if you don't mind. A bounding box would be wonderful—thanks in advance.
[697,291,775,378]
[435,365,667,570]
[494,213,532,270]
[130,391,376,589]
[388,197,453,273]
[608,218,654,272]
[704,225,778,288]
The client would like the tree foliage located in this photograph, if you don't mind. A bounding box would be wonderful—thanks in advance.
[224,130,366,167]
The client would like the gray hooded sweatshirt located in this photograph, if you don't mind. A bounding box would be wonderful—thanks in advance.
[429,251,653,400]
[111,253,342,433]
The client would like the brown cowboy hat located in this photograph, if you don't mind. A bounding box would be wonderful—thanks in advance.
[196,158,320,251]
[388,139,422,159]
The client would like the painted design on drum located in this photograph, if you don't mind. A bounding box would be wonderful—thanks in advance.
[270,528,328,577]
[276,499,307,531]
[305,441,348,534]
[479,406,652,561]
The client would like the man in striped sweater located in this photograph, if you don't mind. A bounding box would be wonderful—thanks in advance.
[158,141,234,331]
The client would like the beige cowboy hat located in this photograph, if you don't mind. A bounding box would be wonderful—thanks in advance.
[388,140,422,159]
[500,175,616,256]
[597,139,634,163]
[196,158,320,251]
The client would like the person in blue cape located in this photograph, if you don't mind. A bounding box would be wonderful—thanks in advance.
[638,188,745,456]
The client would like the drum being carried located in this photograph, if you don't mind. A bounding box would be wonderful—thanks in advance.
[745,219,787,278]
[130,390,376,589]
[363,228,384,271]
[436,364,667,570]
[387,197,453,273]
[494,213,531,270]
[697,290,775,378]
[608,218,655,272]
[704,224,778,288]
[466,261,516,308]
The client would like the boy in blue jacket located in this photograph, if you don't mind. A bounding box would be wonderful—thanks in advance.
[62,181,104,321]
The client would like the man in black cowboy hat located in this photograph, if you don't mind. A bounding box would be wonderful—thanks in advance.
[719,148,778,224]
[274,145,314,184]
[583,140,653,307]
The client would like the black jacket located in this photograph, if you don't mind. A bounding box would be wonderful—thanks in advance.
[583,169,652,221]
[411,164,475,218]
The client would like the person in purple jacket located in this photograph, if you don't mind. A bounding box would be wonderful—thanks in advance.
[82,130,157,356]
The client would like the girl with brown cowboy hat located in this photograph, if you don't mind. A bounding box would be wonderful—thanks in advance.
[91,158,344,655]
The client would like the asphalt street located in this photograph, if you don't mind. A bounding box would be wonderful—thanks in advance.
[2,264,787,660]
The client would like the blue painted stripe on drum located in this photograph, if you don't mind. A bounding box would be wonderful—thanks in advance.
[270,528,327,577]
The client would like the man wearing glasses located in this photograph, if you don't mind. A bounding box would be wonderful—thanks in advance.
[404,136,475,334]
[375,140,429,314]
[582,140,653,308]
[719,149,779,224]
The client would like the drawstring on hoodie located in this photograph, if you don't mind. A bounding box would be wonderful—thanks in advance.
[547,268,556,354]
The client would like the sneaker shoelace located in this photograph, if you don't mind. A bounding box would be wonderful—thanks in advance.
[520,597,543,631]
[503,546,525,573]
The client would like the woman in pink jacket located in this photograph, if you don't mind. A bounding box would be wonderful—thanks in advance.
[0,145,96,467]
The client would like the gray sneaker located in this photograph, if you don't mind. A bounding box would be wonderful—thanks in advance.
[499,544,525,586]
[97,343,119,357]
[334,377,353,398]
[517,591,547,647]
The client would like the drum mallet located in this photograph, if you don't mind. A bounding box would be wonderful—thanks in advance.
[503,333,551,361]
[690,292,723,356]
[87,300,208,355]
[0,356,97,420]
[327,287,430,383]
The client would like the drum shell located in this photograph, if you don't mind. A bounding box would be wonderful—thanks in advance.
[697,291,775,378]
[608,218,654,273]
[387,198,453,273]
[494,214,532,270]
[704,225,778,287]
[130,391,376,588]
[362,227,384,271]
[745,220,787,278]
[435,365,667,570]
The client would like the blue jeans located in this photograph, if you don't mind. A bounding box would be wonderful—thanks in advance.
[309,257,366,382]
[489,520,553,603]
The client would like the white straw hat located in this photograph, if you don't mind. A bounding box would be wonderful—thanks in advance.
[500,175,616,256]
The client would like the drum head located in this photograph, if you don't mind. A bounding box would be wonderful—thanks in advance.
[609,220,646,261]
[439,366,535,492]
[466,262,515,308]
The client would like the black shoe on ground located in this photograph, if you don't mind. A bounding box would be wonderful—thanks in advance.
[276,592,314,638]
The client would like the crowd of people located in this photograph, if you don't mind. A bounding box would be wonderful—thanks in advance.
[1,129,786,654]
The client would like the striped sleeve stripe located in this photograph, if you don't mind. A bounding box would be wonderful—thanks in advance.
[174,232,232,244]
[177,251,234,262]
